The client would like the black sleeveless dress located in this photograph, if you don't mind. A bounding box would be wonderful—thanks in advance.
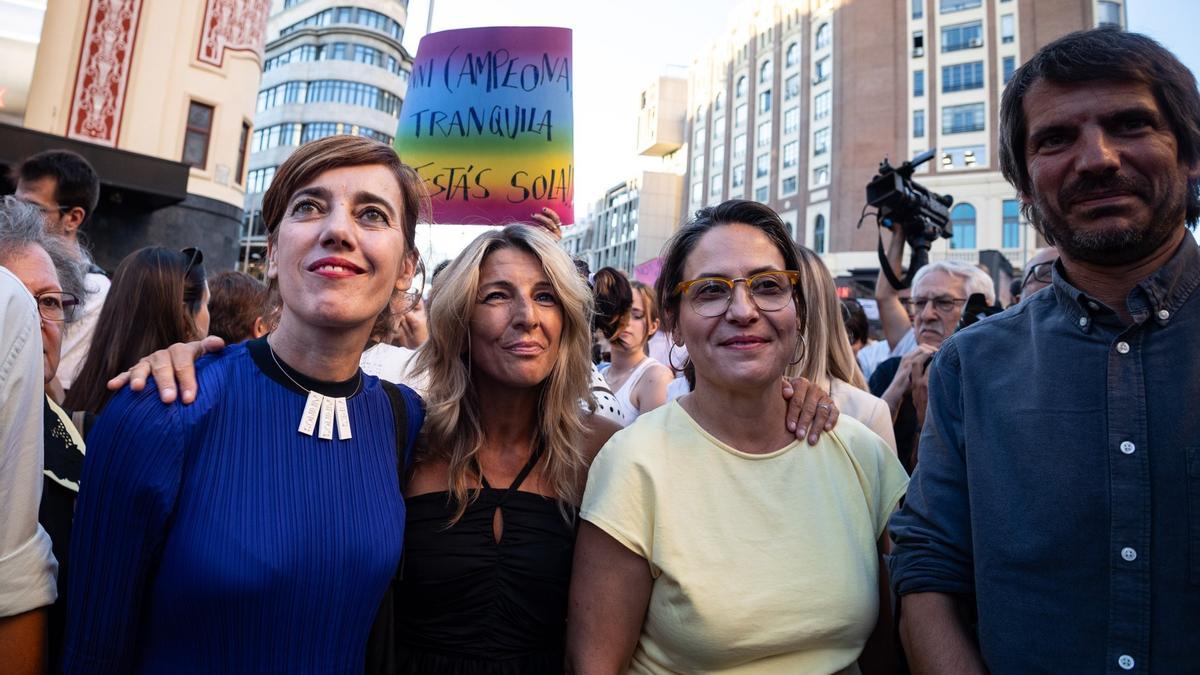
[393,451,576,674]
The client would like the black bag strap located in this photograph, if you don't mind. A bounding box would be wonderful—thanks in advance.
[365,380,414,674]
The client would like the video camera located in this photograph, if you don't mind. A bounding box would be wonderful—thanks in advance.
[866,149,954,289]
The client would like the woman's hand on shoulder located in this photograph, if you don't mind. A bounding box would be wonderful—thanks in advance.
[782,376,839,446]
[105,336,226,405]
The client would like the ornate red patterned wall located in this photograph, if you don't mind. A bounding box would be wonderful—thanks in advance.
[197,0,271,68]
[67,0,144,147]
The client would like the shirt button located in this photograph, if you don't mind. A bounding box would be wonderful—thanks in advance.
[1120,547,1137,561]
[1120,441,1136,454]
[1157,309,1170,321]
[1116,341,1130,354]
[1078,316,1089,328]
[1118,654,1135,670]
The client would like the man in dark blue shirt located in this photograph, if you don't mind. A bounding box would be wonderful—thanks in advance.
[888,28,1200,674]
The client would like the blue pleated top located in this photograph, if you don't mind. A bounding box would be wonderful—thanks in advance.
[63,337,423,674]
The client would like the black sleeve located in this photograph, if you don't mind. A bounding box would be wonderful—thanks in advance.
[869,356,901,398]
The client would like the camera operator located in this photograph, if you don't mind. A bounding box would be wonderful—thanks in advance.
[868,260,993,470]
[861,229,919,375]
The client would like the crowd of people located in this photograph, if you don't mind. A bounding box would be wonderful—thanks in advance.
[0,27,1197,674]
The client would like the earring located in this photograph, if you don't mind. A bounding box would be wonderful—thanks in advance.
[668,342,690,372]
[788,330,807,366]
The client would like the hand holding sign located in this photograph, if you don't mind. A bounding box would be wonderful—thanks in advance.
[394,26,574,226]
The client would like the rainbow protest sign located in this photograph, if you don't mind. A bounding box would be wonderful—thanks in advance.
[394,26,574,225]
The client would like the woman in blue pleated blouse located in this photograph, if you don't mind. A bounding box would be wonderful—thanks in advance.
[63,136,426,674]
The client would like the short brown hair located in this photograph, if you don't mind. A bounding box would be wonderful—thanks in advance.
[999,28,1200,228]
[207,271,267,343]
[260,135,428,255]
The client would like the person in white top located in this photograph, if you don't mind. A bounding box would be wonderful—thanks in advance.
[790,245,898,453]
[594,270,673,424]
[0,202,58,671]
[16,150,106,393]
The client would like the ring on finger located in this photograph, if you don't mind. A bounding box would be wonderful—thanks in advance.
[816,401,833,412]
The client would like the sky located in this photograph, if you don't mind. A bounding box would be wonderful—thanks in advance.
[401,0,1200,262]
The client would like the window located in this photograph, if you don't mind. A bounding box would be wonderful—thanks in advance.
[814,91,831,120]
[785,74,800,100]
[710,172,724,197]
[757,121,772,148]
[815,23,831,50]
[784,107,800,135]
[736,75,748,98]
[735,103,748,128]
[246,166,276,194]
[278,6,404,42]
[939,0,981,12]
[913,69,925,96]
[691,182,703,204]
[182,101,214,169]
[711,146,724,172]
[913,31,925,57]
[759,89,772,114]
[814,127,830,155]
[786,42,799,68]
[812,164,830,186]
[732,165,745,188]
[755,186,769,202]
[913,109,925,137]
[942,144,986,168]
[1097,0,1121,27]
[783,141,799,168]
[1000,14,1015,43]
[1003,56,1016,84]
[755,153,770,178]
[950,203,976,249]
[759,59,773,84]
[815,57,830,83]
[912,0,923,19]
[782,176,798,195]
[943,102,985,133]
[694,126,706,150]
[942,61,984,92]
[813,214,826,253]
[692,154,704,177]
[942,21,983,52]
[1003,199,1021,248]
[714,91,725,113]
[733,134,746,162]
[236,121,250,184]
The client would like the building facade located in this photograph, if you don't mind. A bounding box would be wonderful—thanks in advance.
[7,0,271,272]
[561,74,688,279]
[683,0,1125,276]
[238,0,412,275]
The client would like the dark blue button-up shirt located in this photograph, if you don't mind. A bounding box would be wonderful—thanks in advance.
[888,236,1200,674]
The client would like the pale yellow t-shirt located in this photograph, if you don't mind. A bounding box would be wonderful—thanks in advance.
[580,401,909,674]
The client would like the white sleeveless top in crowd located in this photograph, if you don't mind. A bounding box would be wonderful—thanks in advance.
[611,357,663,425]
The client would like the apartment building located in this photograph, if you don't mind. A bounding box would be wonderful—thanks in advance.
[683,0,1125,275]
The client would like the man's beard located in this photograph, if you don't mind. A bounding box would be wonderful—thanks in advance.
[1029,171,1186,266]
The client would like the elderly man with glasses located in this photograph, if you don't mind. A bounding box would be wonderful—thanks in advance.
[867,260,994,470]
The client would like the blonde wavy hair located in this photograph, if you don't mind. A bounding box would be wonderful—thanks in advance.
[787,245,868,391]
[412,225,595,523]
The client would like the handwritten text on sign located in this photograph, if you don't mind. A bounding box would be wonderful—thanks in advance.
[394,27,574,225]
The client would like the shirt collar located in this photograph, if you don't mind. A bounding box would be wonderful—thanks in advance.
[1051,234,1200,329]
